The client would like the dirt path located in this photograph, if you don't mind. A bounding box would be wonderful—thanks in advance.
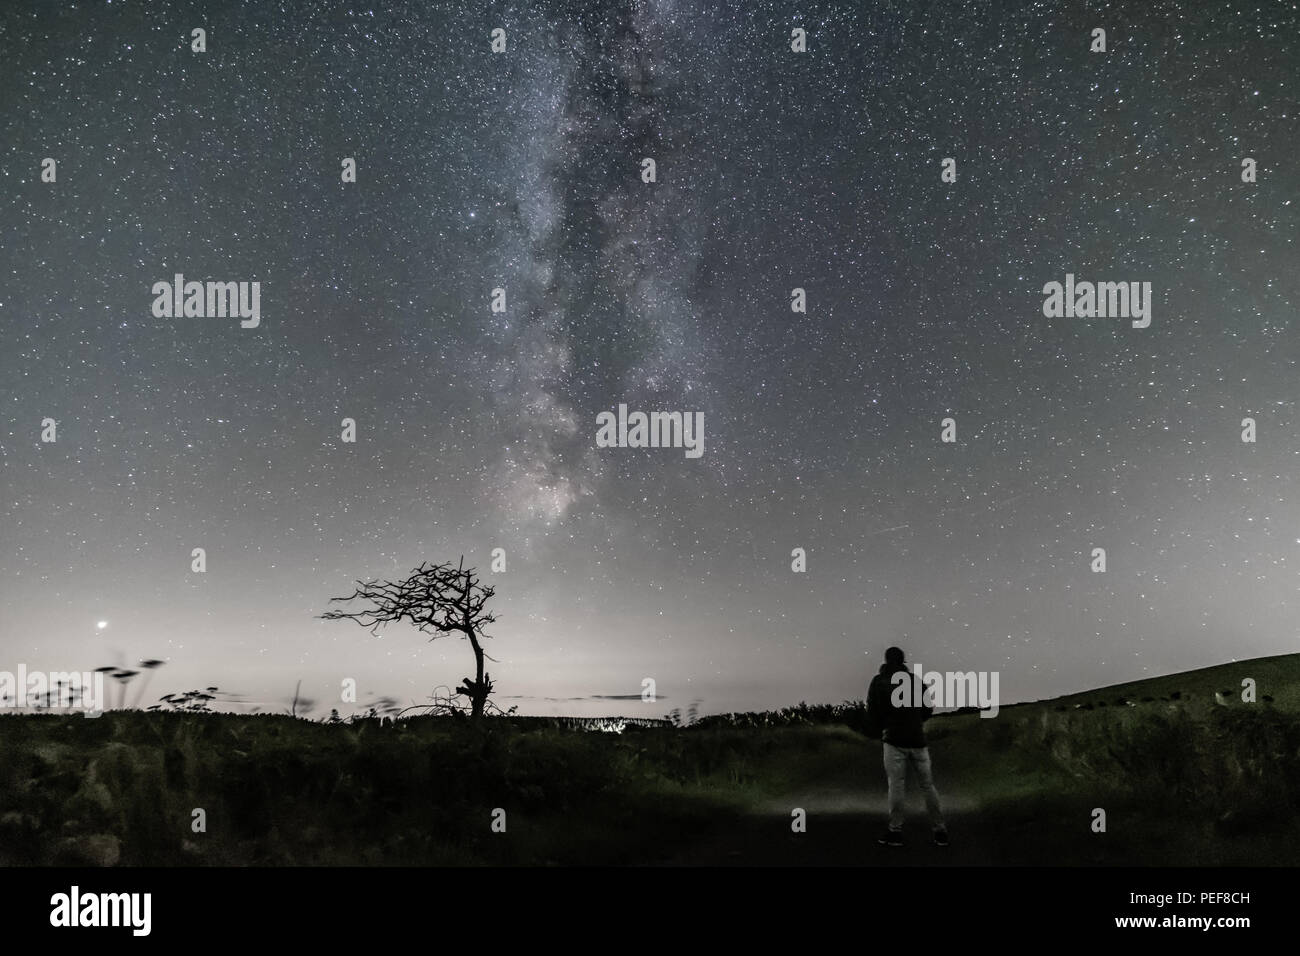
[657,736,1102,867]
[664,784,1001,865]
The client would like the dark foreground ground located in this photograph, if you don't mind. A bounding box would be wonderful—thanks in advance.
[2,654,1298,866]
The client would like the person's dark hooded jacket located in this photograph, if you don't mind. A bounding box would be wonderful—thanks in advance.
[866,661,932,748]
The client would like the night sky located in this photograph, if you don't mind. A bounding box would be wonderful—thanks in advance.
[2,0,1297,718]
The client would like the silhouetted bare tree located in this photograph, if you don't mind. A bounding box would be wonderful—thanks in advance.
[321,557,499,719]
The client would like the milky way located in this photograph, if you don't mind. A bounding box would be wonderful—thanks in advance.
[1,0,1297,717]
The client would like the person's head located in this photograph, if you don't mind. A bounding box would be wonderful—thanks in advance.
[884,646,906,667]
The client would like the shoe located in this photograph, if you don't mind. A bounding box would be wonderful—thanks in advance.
[933,829,949,847]
[877,829,904,847]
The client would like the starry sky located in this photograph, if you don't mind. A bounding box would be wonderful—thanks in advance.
[1,0,1297,718]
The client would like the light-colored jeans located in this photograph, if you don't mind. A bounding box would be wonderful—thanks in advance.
[883,742,945,832]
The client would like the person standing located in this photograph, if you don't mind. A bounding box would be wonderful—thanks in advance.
[866,646,949,847]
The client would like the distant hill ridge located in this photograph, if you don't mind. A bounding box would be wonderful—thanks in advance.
[996,652,1300,714]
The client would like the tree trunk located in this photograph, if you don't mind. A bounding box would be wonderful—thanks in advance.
[464,608,487,719]
[470,638,486,719]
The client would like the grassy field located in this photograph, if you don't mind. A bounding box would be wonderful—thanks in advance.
[1,654,1297,866]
